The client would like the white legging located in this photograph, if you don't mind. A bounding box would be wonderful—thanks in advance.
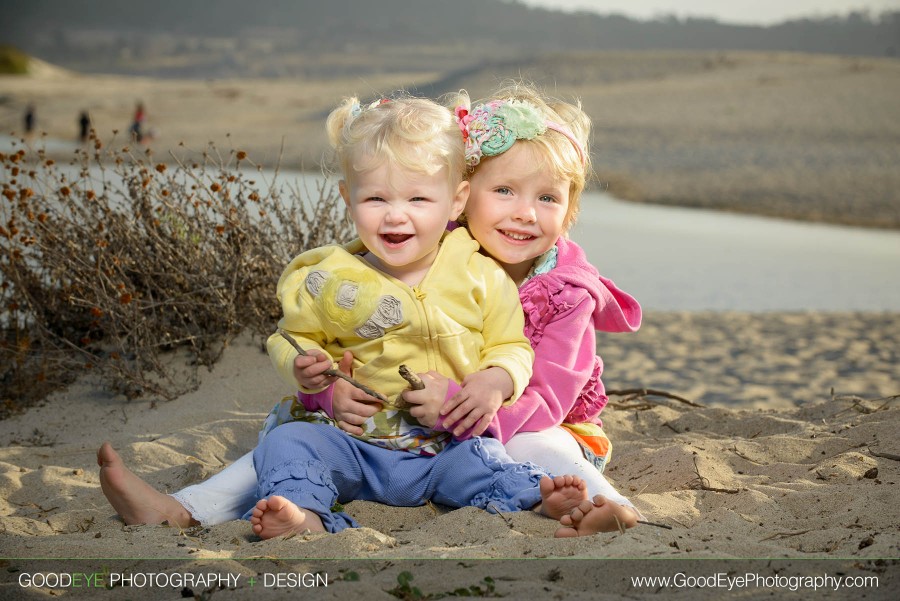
[170,426,635,525]
[170,451,257,525]
[503,427,633,509]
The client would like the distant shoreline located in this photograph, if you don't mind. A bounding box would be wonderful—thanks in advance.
[4,130,897,233]
[2,50,898,229]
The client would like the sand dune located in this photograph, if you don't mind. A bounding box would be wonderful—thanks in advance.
[0,312,896,598]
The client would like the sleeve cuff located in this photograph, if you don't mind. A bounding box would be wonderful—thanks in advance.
[298,384,335,416]
[433,380,480,440]
[480,359,531,404]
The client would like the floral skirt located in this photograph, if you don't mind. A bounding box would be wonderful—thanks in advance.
[560,422,612,473]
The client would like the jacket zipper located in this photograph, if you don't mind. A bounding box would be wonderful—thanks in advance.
[411,285,439,372]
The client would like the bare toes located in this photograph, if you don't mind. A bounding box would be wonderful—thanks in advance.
[577,499,595,513]
[568,507,586,525]
[268,495,288,511]
[554,525,579,538]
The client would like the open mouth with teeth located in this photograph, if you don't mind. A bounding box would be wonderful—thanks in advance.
[500,230,535,241]
[381,233,413,245]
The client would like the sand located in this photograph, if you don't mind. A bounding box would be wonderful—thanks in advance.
[0,312,897,599]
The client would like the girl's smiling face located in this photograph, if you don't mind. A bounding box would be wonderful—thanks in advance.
[464,143,571,284]
[341,158,468,285]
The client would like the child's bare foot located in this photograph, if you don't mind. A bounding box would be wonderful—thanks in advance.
[534,475,589,519]
[554,494,640,537]
[97,442,196,527]
[249,495,326,539]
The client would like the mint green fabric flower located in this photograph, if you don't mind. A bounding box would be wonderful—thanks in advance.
[496,101,545,139]
[460,99,548,166]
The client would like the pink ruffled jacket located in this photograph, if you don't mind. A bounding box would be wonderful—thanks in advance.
[299,237,641,442]
[474,236,641,442]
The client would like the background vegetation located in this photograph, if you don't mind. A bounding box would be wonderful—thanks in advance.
[0,133,352,415]
[0,45,29,75]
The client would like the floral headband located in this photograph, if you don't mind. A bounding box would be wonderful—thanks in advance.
[455,99,586,168]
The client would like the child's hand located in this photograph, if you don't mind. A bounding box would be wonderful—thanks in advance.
[331,351,383,436]
[292,349,334,390]
[440,367,511,437]
[403,371,451,428]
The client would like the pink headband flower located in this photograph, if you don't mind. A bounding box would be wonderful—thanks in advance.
[455,99,585,167]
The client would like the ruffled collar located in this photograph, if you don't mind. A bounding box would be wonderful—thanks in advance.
[523,246,558,284]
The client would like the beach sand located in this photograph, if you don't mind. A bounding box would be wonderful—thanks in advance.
[0,312,897,598]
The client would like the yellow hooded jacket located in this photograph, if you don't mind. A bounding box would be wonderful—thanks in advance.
[266,227,534,452]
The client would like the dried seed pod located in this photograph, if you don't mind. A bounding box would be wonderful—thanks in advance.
[398,365,425,390]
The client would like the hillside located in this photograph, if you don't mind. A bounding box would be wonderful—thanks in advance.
[1,0,898,78]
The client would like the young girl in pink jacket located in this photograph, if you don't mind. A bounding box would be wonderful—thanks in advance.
[98,83,642,536]
[428,83,643,534]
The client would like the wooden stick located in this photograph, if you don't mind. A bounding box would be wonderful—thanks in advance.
[276,329,388,403]
[638,520,673,530]
[613,514,626,535]
[688,456,740,494]
[760,529,811,541]
[869,448,900,462]
[607,388,704,408]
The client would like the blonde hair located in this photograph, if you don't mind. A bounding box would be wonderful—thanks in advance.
[451,82,592,230]
[325,95,466,186]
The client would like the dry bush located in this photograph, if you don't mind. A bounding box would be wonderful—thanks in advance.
[0,132,352,415]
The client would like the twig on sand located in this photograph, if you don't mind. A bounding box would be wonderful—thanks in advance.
[731,444,766,465]
[277,329,388,403]
[831,389,899,416]
[638,520,673,530]
[688,456,740,494]
[487,504,514,528]
[425,500,441,516]
[760,529,812,542]
[608,401,655,411]
[607,388,704,409]
[869,448,900,462]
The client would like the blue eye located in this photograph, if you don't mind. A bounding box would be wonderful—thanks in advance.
[539,195,557,203]
[495,187,512,195]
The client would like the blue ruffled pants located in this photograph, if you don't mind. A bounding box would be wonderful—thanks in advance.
[247,421,549,532]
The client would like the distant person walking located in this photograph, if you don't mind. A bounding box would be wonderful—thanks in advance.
[24,103,35,136]
[78,111,91,144]
[129,102,145,143]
